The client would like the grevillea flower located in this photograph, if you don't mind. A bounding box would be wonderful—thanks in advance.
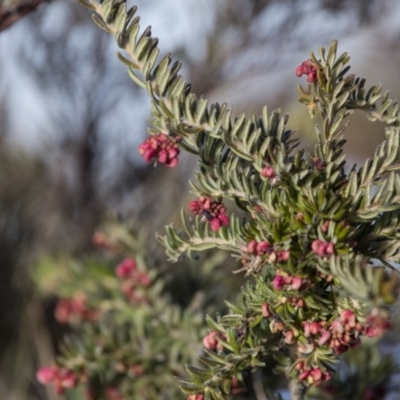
[272,275,286,291]
[296,59,319,82]
[295,361,331,386]
[247,240,270,255]
[189,196,229,232]
[202,331,224,352]
[55,294,98,325]
[36,366,78,395]
[365,313,392,338]
[261,165,276,179]
[261,303,270,317]
[311,239,335,257]
[138,133,181,167]
[37,367,57,384]
[116,258,137,278]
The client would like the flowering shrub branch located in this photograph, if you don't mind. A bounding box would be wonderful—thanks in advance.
[36,1,400,399]
[35,225,208,399]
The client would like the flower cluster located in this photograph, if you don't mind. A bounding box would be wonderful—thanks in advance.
[202,330,226,352]
[247,240,290,262]
[311,239,335,257]
[261,165,276,179]
[138,133,181,167]
[55,294,98,325]
[272,271,311,291]
[295,361,332,386]
[261,294,392,387]
[296,59,319,82]
[189,196,229,231]
[116,258,151,304]
[36,366,79,395]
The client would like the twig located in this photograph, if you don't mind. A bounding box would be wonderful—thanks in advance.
[0,0,48,32]
[289,380,307,400]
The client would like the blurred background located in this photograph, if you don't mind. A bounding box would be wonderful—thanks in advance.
[1,0,400,399]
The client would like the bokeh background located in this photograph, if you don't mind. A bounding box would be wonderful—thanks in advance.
[1,0,400,399]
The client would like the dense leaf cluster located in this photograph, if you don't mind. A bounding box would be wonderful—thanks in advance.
[53,1,400,399]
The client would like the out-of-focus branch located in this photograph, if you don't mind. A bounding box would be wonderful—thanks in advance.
[0,0,48,32]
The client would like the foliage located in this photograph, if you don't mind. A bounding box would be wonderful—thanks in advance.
[35,1,400,399]
[34,222,208,400]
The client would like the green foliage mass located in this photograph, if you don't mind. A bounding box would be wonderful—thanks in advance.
[42,1,400,399]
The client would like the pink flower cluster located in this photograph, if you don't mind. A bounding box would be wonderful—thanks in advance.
[247,240,290,263]
[189,197,229,232]
[202,330,226,352]
[365,313,392,338]
[261,165,276,179]
[55,294,98,325]
[272,271,310,291]
[296,59,319,83]
[138,133,181,167]
[300,310,391,358]
[37,366,79,395]
[116,258,151,304]
[311,239,335,257]
[295,361,332,386]
[92,232,114,251]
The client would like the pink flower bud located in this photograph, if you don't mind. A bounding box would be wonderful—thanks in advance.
[247,240,258,254]
[325,242,334,255]
[321,220,330,233]
[168,148,179,159]
[331,320,344,334]
[37,367,57,384]
[256,241,270,254]
[210,218,221,232]
[307,72,316,82]
[165,157,178,167]
[284,330,295,344]
[340,310,356,327]
[309,322,322,336]
[291,276,302,290]
[303,322,311,337]
[310,368,322,382]
[272,275,285,291]
[295,66,303,77]
[158,149,168,163]
[261,303,270,318]
[60,369,77,388]
[203,331,220,350]
[138,272,151,287]
[189,200,201,214]
[218,214,230,227]
[116,258,137,279]
[277,250,290,262]
[203,198,211,210]
[298,370,310,381]
[261,165,276,179]
[318,330,332,346]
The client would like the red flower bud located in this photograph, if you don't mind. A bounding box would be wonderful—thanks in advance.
[256,241,270,254]
[116,258,137,279]
[37,367,57,384]
[261,303,270,318]
[272,275,285,291]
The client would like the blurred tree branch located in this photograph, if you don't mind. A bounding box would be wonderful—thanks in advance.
[0,0,48,32]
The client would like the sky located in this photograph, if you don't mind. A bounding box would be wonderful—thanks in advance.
[1,0,400,165]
